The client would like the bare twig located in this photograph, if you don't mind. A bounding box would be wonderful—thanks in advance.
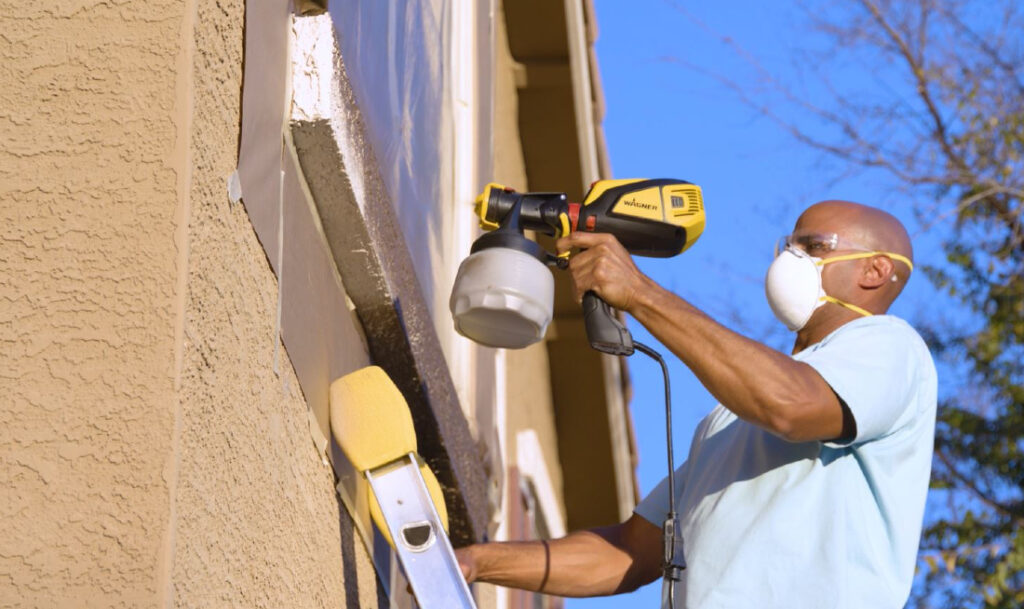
[859,0,973,180]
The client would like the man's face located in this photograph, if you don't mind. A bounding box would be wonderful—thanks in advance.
[785,208,867,321]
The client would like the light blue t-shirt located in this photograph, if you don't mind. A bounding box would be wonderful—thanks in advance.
[635,315,937,608]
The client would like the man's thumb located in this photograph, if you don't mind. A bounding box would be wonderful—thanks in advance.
[455,546,475,582]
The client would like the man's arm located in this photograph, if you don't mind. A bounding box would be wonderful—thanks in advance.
[455,514,662,597]
[556,232,844,443]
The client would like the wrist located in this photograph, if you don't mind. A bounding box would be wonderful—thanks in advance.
[469,542,501,582]
[625,274,666,319]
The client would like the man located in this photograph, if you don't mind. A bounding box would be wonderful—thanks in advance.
[455,200,938,608]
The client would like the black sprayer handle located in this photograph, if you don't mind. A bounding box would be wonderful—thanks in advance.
[582,291,635,356]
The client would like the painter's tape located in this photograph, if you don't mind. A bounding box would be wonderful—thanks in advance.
[306,406,329,465]
[227,169,243,203]
[272,167,284,377]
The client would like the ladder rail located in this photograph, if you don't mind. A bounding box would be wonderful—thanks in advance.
[366,453,478,609]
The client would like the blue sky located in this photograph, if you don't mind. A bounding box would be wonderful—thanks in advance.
[568,2,948,607]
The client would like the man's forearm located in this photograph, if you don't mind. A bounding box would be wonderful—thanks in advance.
[629,278,842,441]
[462,524,658,597]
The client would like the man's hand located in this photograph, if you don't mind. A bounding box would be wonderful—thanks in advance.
[555,232,652,312]
[405,547,475,601]
[455,546,477,584]
[450,515,662,597]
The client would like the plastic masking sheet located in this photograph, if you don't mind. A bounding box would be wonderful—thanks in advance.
[329,0,453,314]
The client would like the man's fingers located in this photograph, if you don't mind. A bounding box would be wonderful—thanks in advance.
[454,546,476,583]
[567,251,597,303]
[555,230,617,254]
[556,231,641,310]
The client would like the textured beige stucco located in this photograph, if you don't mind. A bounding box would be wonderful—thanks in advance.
[0,1,184,605]
[0,1,377,607]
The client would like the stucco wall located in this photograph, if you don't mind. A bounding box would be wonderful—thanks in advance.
[0,1,184,604]
[0,1,377,607]
[171,1,381,607]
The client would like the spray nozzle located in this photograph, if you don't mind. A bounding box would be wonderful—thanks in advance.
[475,183,572,238]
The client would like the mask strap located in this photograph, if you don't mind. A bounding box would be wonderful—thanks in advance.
[818,251,914,271]
[816,251,900,317]
[821,295,873,317]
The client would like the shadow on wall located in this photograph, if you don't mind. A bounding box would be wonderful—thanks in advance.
[337,497,391,609]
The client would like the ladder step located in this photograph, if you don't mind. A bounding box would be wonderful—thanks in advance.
[367,454,478,609]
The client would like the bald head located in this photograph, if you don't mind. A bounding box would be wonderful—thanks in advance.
[796,200,913,265]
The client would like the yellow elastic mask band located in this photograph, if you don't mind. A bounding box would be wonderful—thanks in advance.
[814,250,913,318]
[821,295,873,317]
[816,251,914,272]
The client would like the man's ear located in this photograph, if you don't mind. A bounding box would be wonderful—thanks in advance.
[859,255,895,289]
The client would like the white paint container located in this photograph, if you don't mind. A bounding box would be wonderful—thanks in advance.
[449,248,554,349]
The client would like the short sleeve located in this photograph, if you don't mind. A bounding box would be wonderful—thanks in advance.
[634,459,689,526]
[799,318,922,447]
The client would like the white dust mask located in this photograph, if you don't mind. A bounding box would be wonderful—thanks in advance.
[764,247,886,331]
[765,247,827,331]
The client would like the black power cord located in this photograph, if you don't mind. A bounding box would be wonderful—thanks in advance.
[633,341,683,608]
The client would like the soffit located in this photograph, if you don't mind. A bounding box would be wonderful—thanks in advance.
[504,0,638,527]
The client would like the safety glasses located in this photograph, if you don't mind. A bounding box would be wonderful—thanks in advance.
[774,231,914,279]
[774,232,861,258]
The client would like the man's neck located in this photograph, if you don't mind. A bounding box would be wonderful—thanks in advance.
[791,309,861,354]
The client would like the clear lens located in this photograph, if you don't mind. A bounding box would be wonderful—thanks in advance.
[775,232,839,257]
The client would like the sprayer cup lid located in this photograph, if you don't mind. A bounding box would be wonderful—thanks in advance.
[449,247,554,349]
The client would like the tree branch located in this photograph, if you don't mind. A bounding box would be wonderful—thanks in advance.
[858,0,973,180]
